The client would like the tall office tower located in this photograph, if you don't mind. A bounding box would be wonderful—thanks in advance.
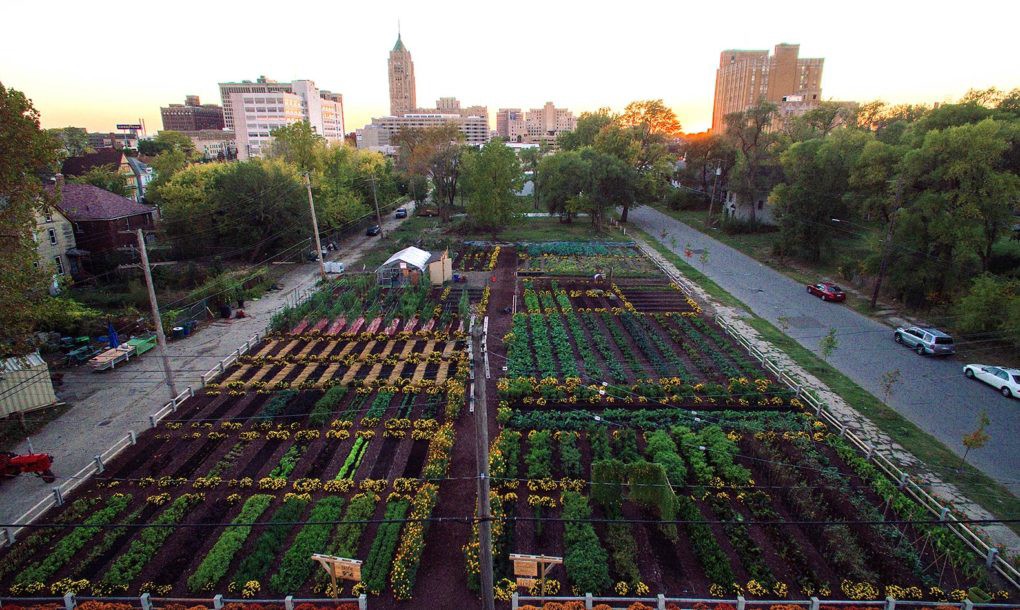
[710,43,823,133]
[388,32,416,116]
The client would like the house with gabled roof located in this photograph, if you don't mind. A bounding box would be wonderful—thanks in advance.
[61,147,139,202]
[45,178,156,274]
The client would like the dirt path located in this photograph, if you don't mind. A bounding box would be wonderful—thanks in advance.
[0,208,413,525]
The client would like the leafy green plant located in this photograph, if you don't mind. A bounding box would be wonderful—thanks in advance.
[362,496,410,594]
[16,493,131,584]
[102,494,203,588]
[561,491,611,595]
[230,495,310,590]
[309,386,348,427]
[558,431,582,478]
[188,494,274,592]
[525,429,553,479]
[269,496,346,592]
[314,493,379,590]
[336,437,370,480]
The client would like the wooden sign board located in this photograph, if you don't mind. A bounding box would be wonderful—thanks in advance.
[513,559,538,577]
[516,577,537,589]
[311,553,363,582]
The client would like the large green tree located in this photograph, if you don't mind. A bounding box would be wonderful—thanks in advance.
[558,108,614,151]
[46,127,91,158]
[461,139,522,235]
[725,98,780,223]
[269,121,325,173]
[392,124,463,221]
[0,83,61,357]
[537,150,588,222]
[68,164,131,197]
[903,118,1020,272]
[772,129,872,261]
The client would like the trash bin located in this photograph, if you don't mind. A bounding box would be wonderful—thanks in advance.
[172,326,185,339]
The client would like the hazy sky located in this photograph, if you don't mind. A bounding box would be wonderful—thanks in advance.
[4,0,1018,135]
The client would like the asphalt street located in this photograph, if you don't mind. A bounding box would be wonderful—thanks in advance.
[629,205,1020,490]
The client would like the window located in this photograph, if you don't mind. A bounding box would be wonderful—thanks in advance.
[44,213,53,222]
[47,228,57,244]
[53,256,64,275]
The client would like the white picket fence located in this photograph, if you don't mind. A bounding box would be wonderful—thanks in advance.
[0,593,367,610]
[0,283,319,548]
[511,593,1011,610]
[635,239,1020,591]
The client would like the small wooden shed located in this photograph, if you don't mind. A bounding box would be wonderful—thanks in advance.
[0,352,58,417]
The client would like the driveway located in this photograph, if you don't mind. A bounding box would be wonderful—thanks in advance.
[629,205,1020,490]
[0,205,413,525]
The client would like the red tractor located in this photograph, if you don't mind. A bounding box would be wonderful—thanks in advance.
[1,451,56,483]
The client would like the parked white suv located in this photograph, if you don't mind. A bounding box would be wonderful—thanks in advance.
[894,326,955,356]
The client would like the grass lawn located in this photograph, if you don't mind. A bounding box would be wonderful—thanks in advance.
[631,225,1020,538]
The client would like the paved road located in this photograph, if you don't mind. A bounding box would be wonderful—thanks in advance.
[0,205,413,524]
[629,206,1020,490]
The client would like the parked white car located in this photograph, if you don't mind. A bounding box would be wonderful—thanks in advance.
[963,364,1020,398]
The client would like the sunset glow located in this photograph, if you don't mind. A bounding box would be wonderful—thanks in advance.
[4,0,1018,134]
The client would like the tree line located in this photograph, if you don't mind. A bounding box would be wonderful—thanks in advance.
[674,89,1020,349]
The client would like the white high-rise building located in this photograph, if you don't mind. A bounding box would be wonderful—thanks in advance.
[219,76,345,159]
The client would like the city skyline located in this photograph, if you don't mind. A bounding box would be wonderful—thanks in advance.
[4,0,1019,136]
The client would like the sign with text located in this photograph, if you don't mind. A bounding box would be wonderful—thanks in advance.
[513,559,538,577]
[311,553,362,582]
[516,577,537,589]
[116,124,142,130]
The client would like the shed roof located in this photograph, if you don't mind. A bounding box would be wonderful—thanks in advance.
[380,246,431,271]
[2,352,46,373]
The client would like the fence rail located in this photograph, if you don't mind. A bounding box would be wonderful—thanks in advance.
[511,593,1010,610]
[0,593,368,610]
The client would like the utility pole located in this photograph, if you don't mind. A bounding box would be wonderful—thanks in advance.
[304,172,326,281]
[471,317,494,610]
[369,173,386,238]
[707,165,721,227]
[136,229,178,400]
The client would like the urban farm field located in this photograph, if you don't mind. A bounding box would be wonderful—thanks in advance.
[0,246,1013,608]
[0,275,475,608]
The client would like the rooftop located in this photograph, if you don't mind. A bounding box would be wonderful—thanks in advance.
[46,183,155,222]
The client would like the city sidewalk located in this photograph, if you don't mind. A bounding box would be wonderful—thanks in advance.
[0,209,411,524]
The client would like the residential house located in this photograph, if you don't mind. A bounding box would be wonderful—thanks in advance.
[34,206,81,278]
[46,180,157,274]
[126,156,153,201]
[61,148,139,202]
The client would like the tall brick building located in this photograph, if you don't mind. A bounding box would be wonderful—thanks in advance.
[160,96,225,131]
[388,33,416,116]
[710,43,823,133]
